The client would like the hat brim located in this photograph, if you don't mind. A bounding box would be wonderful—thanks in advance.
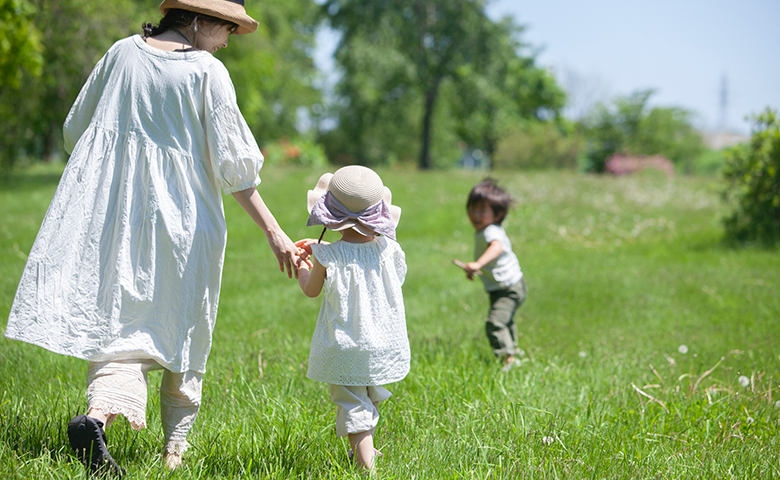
[307,172,402,234]
[160,0,259,35]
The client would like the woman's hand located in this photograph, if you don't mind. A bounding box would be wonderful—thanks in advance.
[265,226,302,279]
[232,187,304,279]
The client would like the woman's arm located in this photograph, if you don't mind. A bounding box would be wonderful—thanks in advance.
[298,255,327,298]
[232,187,302,279]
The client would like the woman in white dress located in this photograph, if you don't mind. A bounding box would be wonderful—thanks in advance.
[3,0,302,475]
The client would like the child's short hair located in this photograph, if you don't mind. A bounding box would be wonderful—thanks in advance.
[467,179,514,224]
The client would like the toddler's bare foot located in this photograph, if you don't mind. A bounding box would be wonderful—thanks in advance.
[164,451,182,470]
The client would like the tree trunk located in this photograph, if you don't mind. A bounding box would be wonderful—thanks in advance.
[419,83,439,170]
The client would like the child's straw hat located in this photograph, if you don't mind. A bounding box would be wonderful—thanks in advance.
[160,0,259,35]
[307,166,401,240]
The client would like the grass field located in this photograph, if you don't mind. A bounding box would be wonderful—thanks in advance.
[1,163,779,479]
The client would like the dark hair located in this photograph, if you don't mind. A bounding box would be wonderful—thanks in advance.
[142,8,238,38]
[466,178,514,224]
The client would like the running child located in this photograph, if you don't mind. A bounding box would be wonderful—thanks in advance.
[453,179,527,371]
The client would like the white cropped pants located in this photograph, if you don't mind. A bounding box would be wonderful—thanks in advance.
[86,359,202,455]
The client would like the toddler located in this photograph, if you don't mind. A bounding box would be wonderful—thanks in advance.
[296,166,410,471]
[454,179,527,371]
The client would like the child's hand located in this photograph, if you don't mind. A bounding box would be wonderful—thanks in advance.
[452,259,482,281]
[295,238,327,257]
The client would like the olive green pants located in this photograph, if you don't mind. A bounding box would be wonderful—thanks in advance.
[485,278,527,357]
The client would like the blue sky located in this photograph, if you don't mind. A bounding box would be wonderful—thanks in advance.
[315,0,780,134]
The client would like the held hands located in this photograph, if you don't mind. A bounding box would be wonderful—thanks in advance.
[265,227,303,279]
[294,238,329,261]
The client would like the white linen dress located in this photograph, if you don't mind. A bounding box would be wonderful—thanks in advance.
[4,35,264,374]
[307,237,410,386]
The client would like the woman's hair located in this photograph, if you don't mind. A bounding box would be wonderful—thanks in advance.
[142,8,238,38]
[467,178,515,225]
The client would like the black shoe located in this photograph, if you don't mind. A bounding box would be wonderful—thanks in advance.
[67,415,125,478]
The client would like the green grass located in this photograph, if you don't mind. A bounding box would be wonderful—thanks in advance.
[1,163,779,478]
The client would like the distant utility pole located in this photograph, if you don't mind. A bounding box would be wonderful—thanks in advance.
[718,73,728,132]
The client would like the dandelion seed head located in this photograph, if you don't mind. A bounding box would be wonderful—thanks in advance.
[542,436,554,445]
[579,351,587,358]
[738,375,750,388]
[775,400,780,409]
[678,345,688,354]
[746,417,754,425]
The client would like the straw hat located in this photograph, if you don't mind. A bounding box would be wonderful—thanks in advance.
[307,166,401,239]
[160,0,259,35]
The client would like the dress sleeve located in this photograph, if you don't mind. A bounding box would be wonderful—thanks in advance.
[392,242,407,284]
[311,243,332,267]
[204,62,264,195]
[63,54,108,154]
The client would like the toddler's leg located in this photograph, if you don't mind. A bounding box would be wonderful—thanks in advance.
[485,279,527,361]
[329,385,392,470]
[349,429,376,470]
[159,369,202,469]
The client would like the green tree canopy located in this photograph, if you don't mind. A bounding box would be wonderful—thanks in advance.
[218,0,321,145]
[0,0,43,88]
[321,0,564,169]
[0,0,321,170]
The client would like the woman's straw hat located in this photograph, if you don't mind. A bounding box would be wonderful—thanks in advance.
[307,166,401,239]
[160,0,259,35]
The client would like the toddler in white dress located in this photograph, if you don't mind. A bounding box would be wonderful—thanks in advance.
[296,166,410,471]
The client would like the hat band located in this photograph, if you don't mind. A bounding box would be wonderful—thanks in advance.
[224,0,244,5]
[307,192,397,241]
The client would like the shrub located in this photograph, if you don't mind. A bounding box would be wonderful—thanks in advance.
[492,122,582,170]
[261,138,328,167]
[722,109,780,246]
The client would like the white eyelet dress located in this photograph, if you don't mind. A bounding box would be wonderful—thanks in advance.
[307,237,410,386]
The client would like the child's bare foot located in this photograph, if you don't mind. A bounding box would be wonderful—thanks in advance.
[501,355,521,372]
[164,451,182,470]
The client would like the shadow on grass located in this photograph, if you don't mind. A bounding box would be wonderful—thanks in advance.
[0,172,63,192]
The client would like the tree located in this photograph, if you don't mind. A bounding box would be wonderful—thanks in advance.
[579,90,704,172]
[218,0,321,144]
[722,109,780,246]
[447,15,565,160]
[0,0,322,170]
[0,0,43,89]
[323,0,563,169]
[0,0,145,170]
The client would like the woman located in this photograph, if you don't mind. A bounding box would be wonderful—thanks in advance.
[4,0,300,475]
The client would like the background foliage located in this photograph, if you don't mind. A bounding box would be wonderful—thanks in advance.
[0,0,735,174]
[722,108,780,246]
[320,0,566,169]
[579,90,706,173]
[0,0,321,171]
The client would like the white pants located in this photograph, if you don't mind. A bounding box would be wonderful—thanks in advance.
[328,385,392,438]
[86,359,202,455]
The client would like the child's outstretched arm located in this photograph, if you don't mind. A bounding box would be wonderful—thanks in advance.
[455,240,503,281]
[298,255,327,298]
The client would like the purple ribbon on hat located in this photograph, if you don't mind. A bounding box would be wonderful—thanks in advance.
[307,191,396,241]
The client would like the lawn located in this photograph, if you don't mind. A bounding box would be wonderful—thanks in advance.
[1,163,779,479]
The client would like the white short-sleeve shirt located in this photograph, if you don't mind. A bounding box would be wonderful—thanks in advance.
[474,224,523,292]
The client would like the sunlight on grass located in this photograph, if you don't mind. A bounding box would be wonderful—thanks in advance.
[1,165,779,478]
